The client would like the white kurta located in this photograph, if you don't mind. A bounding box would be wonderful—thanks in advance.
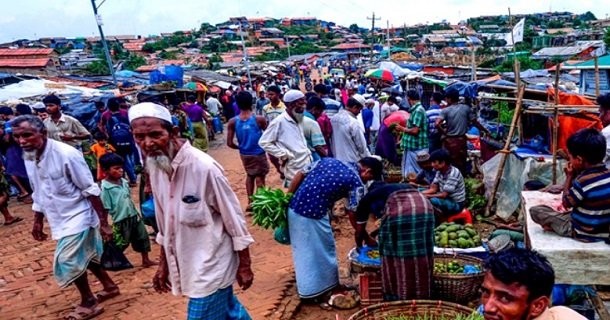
[149,142,254,298]
[330,109,371,163]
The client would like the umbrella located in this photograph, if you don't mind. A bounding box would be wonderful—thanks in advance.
[381,84,403,95]
[365,69,395,82]
[383,110,410,128]
[184,82,207,91]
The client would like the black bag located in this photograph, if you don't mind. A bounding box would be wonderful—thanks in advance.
[101,241,133,271]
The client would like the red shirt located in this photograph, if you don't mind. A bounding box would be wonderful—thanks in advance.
[317,112,333,146]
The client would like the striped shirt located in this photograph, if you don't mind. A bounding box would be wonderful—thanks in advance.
[262,102,286,123]
[563,165,610,242]
[432,166,466,203]
[426,105,441,134]
[401,102,428,151]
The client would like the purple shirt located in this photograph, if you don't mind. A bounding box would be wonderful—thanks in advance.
[182,103,205,122]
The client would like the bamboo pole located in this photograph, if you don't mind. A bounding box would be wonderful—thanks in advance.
[551,64,561,184]
[595,55,600,97]
[485,84,525,217]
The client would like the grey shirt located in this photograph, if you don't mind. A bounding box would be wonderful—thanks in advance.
[439,103,475,137]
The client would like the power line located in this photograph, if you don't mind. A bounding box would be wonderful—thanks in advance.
[367,12,381,60]
[89,0,117,86]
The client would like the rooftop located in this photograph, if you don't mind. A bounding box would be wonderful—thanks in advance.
[0,58,51,67]
[0,48,54,56]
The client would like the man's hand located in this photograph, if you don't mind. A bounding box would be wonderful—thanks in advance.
[152,263,171,294]
[236,265,254,291]
[564,162,574,177]
[60,134,73,142]
[99,224,113,242]
[32,217,48,241]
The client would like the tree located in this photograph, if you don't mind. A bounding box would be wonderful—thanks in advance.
[158,50,178,60]
[349,24,360,34]
[581,11,597,21]
[84,60,110,75]
[494,55,543,72]
[123,54,146,71]
[199,22,217,35]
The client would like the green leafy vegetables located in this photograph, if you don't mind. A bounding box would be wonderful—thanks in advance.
[250,188,292,229]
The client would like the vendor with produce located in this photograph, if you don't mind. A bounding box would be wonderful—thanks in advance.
[421,149,466,218]
[286,157,381,300]
[481,248,586,320]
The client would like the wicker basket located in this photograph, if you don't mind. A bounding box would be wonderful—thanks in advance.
[348,300,475,320]
[433,254,485,305]
[385,170,403,183]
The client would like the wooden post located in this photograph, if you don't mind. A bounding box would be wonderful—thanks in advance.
[551,64,561,184]
[594,55,600,97]
[471,46,477,81]
[485,84,525,217]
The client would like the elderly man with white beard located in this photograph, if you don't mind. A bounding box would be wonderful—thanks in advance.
[11,115,119,319]
[128,102,254,320]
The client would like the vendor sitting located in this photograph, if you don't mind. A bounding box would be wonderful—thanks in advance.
[482,248,586,320]
[409,150,436,187]
[421,149,466,217]
[531,129,610,243]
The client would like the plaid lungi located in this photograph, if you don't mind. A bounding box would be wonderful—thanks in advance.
[187,286,251,320]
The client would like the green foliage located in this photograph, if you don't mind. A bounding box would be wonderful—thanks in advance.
[547,20,565,29]
[84,60,110,75]
[158,50,178,60]
[580,11,597,21]
[494,56,543,72]
[199,22,217,35]
[349,24,360,34]
[278,25,319,35]
[604,28,610,50]
[492,100,514,125]
[250,188,292,230]
[123,54,146,71]
[465,178,486,211]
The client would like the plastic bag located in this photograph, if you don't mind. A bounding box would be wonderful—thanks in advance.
[101,241,133,271]
[273,226,290,245]
[141,197,155,219]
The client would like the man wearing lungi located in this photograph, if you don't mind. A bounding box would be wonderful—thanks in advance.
[12,115,119,319]
[129,102,254,320]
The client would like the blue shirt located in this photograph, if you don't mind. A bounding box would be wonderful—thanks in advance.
[426,104,441,134]
[289,158,364,219]
[235,115,265,156]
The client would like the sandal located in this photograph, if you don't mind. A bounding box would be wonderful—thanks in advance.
[4,217,23,226]
[64,304,104,320]
[95,288,120,303]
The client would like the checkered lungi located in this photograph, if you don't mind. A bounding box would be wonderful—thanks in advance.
[187,286,251,320]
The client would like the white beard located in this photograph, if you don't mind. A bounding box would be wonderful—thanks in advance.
[23,150,37,161]
[147,155,172,176]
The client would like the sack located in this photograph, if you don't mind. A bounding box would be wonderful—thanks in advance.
[101,241,133,271]
[273,226,290,245]
[141,197,155,219]
[108,115,132,148]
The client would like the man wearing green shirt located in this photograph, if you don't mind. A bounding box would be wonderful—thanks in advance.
[397,90,429,178]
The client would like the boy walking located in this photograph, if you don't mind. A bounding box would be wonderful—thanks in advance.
[99,153,156,267]
[90,132,115,181]
[532,129,610,242]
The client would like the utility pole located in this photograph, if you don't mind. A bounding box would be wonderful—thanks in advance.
[386,20,391,59]
[238,23,253,90]
[367,12,381,61]
[89,0,117,86]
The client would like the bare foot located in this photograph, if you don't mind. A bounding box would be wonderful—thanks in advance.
[142,260,158,268]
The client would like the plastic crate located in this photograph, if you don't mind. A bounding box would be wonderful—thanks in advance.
[359,272,383,306]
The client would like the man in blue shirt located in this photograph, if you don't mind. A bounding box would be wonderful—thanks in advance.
[427,92,443,152]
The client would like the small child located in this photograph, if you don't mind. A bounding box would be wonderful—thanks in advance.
[99,153,156,267]
[90,132,116,181]
[532,129,610,243]
[421,149,466,217]
[0,161,22,225]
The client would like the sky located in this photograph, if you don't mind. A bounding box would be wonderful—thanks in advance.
[0,0,607,43]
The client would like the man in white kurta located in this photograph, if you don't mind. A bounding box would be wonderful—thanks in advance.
[331,96,371,163]
[129,102,254,320]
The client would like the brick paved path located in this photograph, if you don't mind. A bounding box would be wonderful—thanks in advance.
[0,138,294,320]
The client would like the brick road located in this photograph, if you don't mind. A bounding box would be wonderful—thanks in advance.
[0,138,295,320]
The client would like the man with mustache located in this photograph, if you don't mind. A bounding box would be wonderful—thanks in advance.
[481,248,585,320]
[11,115,119,319]
[128,103,254,320]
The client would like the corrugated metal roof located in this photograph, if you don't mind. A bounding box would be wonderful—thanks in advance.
[0,48,54,56]
[0,58,51,67]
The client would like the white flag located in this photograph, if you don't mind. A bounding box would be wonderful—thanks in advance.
[505,18,525,46]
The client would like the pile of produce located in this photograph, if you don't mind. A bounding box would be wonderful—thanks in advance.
[367,249,380,259]
[434,223,481,249]
[384,313,483,320]
[250,188,292,230]
[434,260,464,274]
[464,178,486,211]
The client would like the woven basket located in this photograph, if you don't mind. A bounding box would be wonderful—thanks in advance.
[433,254,485,305]
[385,170,403,183]
[348,299,475,320]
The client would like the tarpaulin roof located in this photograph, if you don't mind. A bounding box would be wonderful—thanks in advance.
[561,54,610,70]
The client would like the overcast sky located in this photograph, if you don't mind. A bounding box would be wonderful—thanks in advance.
[0,0,607,43]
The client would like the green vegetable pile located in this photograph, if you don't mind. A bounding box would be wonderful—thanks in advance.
[384,312,483,320]
[112,224,127,247]
[435,222,481,248]
[250,188,292,230]
[465,178,486,211]
[434,260,468,274]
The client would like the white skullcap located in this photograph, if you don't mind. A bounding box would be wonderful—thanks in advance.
[352,94,366,107]
[32,102,46,111]
[128,102,172,124]
[365,98,375,105]
[283,90,305,103]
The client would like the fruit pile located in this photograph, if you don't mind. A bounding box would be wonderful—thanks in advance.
[367,249,380,259]
[434,260,464,274]
[434,223,481,248]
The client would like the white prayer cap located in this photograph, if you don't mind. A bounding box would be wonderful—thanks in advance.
[352,94,366,107]
[283,90,305,103]
[365,98,375,105]
[128,102,172,124]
